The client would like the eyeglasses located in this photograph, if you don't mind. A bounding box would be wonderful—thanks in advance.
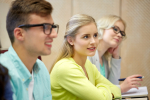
[18,23,59,35]
[111,26,125,37]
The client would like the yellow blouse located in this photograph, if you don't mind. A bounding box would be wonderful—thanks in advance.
[50,57,121,100]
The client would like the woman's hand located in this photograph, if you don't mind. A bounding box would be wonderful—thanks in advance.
[107,45,120,59]
[120,75,143,93]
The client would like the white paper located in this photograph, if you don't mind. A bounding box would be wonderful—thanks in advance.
[121,86,148,98]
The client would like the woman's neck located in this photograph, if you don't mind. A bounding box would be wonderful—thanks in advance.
[72,53,87,68]
[72,52,89,79]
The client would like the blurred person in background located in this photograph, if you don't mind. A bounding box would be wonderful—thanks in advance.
[0,63,13,100]
[88,15,143,93]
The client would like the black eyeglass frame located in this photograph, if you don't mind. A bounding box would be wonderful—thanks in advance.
[111,26,126,37]
[18,23,59,35]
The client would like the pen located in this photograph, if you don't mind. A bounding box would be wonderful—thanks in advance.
[118,76,144,81]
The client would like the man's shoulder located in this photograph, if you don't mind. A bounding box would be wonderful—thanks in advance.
[36,59,49,75]
[0,52,15,70]
[0,54,20,85]
[36,59,47,69]
[36,59,45,65]
[0,51,9,61]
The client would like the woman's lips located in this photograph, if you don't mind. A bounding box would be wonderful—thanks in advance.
[114,38,119,42]
[87,47,96,51]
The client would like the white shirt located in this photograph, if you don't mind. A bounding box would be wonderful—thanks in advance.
[28,70,34,100]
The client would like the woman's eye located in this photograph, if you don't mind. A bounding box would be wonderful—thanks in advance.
[94,34,98,37]
[114,27,118,32]
[83,35,88,39]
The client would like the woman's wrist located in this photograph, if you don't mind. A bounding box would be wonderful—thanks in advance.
[120,84,126,93]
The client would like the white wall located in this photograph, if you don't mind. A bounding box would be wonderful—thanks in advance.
[0,1,12,50]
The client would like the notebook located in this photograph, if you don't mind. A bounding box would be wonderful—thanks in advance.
[121,86,148,98]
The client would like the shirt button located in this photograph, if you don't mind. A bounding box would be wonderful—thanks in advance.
[26,88,28,91]
[22,79,24,81]
[29,77,31,79]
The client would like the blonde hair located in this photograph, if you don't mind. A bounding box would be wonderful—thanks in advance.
[50,14,96,73]
[97,15,126,66]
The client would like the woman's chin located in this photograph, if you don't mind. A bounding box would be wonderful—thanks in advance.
[110,43,118,48]
[87,53,96,57]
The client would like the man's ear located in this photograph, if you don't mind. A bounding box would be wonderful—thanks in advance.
[14,28,25,41]
[67,36,74,45]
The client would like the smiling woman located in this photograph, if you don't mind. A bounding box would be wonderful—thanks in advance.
[88,15,143,93]
[50,14,122,100]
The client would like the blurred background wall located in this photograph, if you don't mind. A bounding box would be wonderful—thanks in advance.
[0,0,150,98]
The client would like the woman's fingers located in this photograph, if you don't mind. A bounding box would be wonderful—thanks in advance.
[131,77,143,82]
[130,74,142,78]
[131,85,139,90]
[131,81,141,86]
[108,48,114,54]
[121,75,143,93]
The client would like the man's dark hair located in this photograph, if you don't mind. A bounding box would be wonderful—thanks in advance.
[0,63,10,100]
[6,0,53,44]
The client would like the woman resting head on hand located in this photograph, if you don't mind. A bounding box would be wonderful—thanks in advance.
[50,14,122,100]
[88,15,143,93]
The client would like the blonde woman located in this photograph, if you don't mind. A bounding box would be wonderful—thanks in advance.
[50,14,121,100]
[88,15,143,93]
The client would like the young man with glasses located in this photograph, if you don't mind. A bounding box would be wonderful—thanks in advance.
[0,0,59,100]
